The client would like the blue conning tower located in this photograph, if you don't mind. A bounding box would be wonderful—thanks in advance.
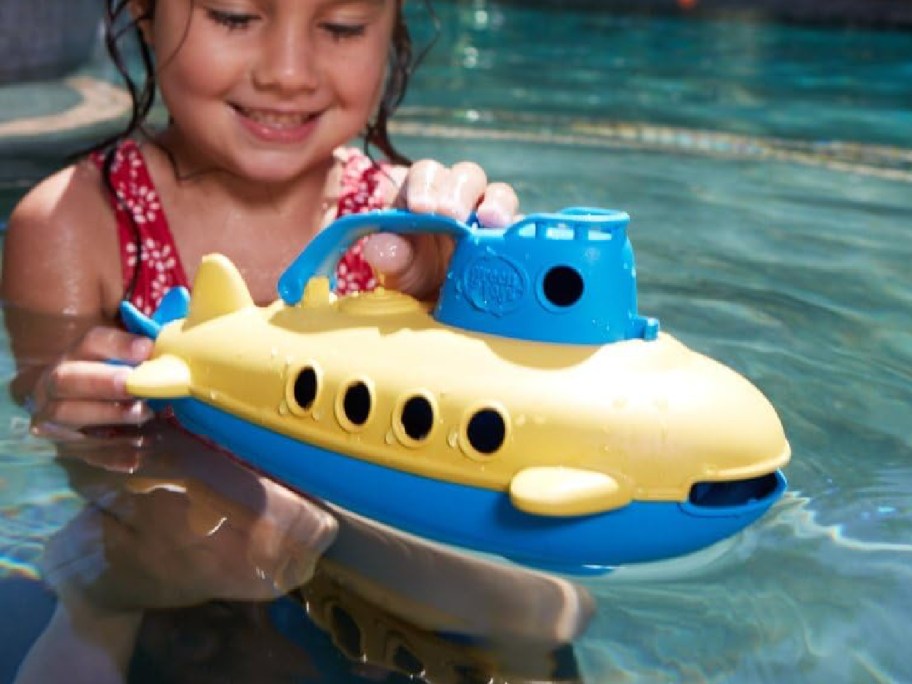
[276,207,658,346]
[435,208,658,345]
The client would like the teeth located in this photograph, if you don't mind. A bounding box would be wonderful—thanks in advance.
[238,107,314,129]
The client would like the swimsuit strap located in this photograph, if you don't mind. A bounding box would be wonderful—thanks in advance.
[93,143,388,315]
[333,150,391,295]
[92,140,190,316]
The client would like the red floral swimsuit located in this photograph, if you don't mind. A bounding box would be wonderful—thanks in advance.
[93,140,385,316]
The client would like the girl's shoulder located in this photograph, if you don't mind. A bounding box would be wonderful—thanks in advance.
[12,156,110,225]
[1,158,122,315]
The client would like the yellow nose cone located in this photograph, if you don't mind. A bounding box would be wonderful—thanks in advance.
[126,354,191,398]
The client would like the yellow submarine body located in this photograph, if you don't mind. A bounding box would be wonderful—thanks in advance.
[125,208,790,574]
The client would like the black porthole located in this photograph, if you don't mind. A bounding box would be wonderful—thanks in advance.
[399,395,434,442]
[543,265,584,307]
[329,605,363,659]
[466,408,506,455]
[292,367,318,411]
[452,665,492,684]
[391,644,424,676]
[342,381,372,426]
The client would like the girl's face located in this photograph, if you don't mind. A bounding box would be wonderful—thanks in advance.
[139,0,397,185]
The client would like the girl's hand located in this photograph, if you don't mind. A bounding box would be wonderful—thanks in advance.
[364,160,520,300]
[29,326,155,434]
[44,421,338,611]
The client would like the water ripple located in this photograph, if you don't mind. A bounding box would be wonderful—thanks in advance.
[392,110,912,182]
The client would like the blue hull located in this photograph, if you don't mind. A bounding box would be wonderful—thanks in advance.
[173,398,785,575]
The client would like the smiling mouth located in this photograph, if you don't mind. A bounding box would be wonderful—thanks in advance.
[232,104,319,129]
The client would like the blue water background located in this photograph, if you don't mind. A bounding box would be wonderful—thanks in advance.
[1,2,911,681]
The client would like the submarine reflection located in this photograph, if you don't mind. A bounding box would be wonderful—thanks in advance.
[33,418,592,683]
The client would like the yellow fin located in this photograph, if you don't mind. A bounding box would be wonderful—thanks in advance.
[185,254,254,327]
[301,276,333,307]
[509,466,631,517]
[126,354,191,398]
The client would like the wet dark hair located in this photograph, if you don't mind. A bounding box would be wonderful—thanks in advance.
[92,0,433,301]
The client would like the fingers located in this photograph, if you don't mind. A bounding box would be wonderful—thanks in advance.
[363,233,453,300]
[476,181,520,228]
[397,160,489,221]
[73,326,155,364]
[35,397,152,431]
[370,160,520,299]
[250,482,339,593]
[395,160,520,227]
[362,232,415,277]
[30,326,156,432]
[45,360,135,401]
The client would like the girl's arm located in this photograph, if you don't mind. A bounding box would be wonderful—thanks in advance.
[2,161,122,317]
[13,598,142,684]
[2,162,154,431]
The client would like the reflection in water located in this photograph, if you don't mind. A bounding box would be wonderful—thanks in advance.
[298,567,584,683]
[0,278,593,683]
[296,495,594,682]
[9,409,591,683]
[3,127,912,679]
[3,7,911,670]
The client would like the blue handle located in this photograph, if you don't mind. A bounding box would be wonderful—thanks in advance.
[278,210,474,305]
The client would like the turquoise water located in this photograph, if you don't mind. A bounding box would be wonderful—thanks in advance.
[2,2,911,682]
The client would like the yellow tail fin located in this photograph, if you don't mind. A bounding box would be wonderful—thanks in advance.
[185,254,254,328]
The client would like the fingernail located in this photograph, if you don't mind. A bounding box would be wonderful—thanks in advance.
[363,234,414,275]
[131,337,154,361]
[476,205,512,228]
[409,192,435,215]
[275,551,318,591]
[112,367,132,393]
[438,197,470,221]
[409,174,437,213]
[125,400,153,424]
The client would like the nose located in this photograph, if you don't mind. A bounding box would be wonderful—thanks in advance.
[252,24,319,93]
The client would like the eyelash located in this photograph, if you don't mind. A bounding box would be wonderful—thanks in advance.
[205,10,366,40]
[321,23,367,41]
[206,9,257,32]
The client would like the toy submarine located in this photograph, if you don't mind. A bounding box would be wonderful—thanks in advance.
[123,207,790,575]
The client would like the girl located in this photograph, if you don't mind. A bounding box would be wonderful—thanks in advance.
[1,0,519,432]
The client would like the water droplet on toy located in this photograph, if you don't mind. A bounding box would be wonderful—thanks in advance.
[312,410,322,421]
[447,431,458,448]
[278,401,289,416]
[385,431,394,444]
[209,390,218,400]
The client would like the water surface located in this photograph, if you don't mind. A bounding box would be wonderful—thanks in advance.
[1,2,910,682]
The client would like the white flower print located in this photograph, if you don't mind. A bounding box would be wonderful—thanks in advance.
[125,237,176,272]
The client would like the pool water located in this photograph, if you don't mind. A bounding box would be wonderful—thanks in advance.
[1,2,911,682]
